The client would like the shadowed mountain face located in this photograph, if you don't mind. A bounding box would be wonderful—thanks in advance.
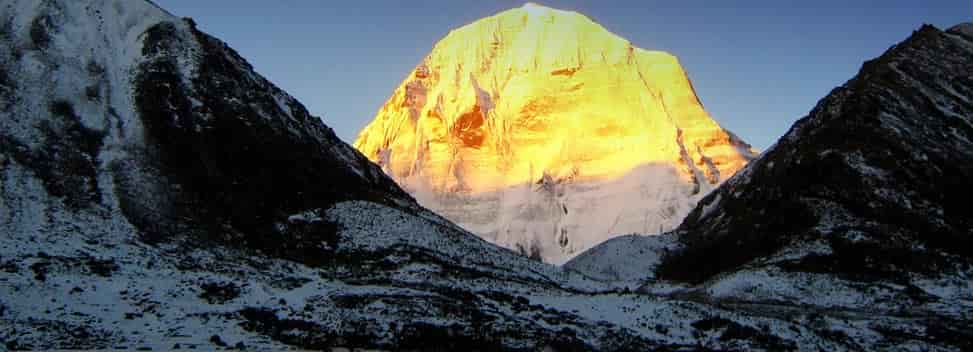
[133,21,417,262]
[2,0,413,264]
[658,24,973,284]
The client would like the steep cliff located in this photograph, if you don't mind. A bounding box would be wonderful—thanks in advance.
[354,3,755,263]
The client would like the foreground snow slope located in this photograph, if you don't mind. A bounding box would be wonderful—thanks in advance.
[563,233,679,285]
[1,1,970,350]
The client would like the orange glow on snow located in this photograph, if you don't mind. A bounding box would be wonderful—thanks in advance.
[354,3,753,194]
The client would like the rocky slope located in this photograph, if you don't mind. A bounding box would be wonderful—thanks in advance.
[2,0,971,350]
[354,3,755,264]
[570,23,973,349]
[661,22,973,292]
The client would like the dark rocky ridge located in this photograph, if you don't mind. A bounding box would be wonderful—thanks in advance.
[129,20,413,261]
[659,24,973,283]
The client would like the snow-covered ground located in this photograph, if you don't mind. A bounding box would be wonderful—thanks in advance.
[418,163,703,265]
[563,232,680,286]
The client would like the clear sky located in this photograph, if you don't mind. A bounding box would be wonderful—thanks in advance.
[154,0,971,150]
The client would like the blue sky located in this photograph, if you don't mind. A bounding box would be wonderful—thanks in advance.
[155,0,972,149]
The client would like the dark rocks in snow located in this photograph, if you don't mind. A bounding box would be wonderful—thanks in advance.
[0,259,19,273]
[238,307,335,349]
[208,334,227,347]
[691,317,793,350]
[198,281,241,304]
[29,259,49,281]
[28,14,53,50]
[25,253,117,282]
[0,64,13,111]
[83,257,118,277]
[0,100,105,210]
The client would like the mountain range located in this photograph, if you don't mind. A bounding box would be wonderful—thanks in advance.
[1,1,970,350]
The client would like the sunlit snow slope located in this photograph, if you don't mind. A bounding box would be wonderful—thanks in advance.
[354,3,755,263]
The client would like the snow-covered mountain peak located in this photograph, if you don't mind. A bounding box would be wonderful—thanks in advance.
[353,4,756,263]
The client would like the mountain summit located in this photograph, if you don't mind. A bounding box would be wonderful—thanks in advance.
[354,3,756,263]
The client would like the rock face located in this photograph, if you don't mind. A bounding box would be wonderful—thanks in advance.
[354,3,755,263]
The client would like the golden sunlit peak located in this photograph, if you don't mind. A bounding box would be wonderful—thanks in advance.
[522,2,547,10]
[354,2,757,263]
[522,2,553,17]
